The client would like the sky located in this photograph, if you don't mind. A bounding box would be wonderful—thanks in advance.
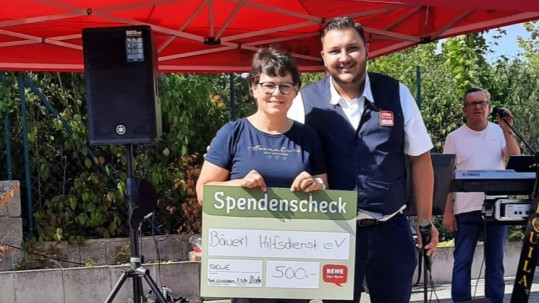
[483,23,531,61]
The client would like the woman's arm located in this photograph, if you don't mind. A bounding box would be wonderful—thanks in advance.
[196,161,232,204]
[196,161,267,204]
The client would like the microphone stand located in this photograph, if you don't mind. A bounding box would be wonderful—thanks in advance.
[423,247,430,303]
[419,221,432,303]
[500,116,539,161]
[499,117,539,303]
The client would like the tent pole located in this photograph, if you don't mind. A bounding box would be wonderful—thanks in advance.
[1,72,13,180]
[18,73,34,236]
[229,73,236,120]
[416,65,422,109]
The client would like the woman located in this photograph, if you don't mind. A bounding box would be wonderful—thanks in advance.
[196,48,327,303]
[196,47,328,203]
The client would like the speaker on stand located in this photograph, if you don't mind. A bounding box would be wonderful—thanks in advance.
[82,25,166,303]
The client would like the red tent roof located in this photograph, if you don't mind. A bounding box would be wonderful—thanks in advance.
[1,0,538,73]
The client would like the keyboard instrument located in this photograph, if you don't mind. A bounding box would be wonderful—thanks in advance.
[449,170,536,195]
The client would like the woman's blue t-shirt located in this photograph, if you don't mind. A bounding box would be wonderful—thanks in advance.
[205,118,326,188]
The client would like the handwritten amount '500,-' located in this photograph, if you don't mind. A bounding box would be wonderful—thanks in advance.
[272,266,315,280]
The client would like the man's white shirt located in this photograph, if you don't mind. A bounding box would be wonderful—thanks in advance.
[288,74,433,156]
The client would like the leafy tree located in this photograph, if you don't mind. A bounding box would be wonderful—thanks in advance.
[489,22,539,151]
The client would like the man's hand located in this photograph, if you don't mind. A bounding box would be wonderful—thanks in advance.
[416,221,439,258]
[443,211,457,232]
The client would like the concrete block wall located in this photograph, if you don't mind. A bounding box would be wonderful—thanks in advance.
[35,234,192,268]
[414,241,523,283]
[0,261,201,303]
[0,180,23,271]
[0,242,529,303]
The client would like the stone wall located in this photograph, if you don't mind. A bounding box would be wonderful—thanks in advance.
[0,180,23,271]
[35,234,192,268]
[0,261,201,303]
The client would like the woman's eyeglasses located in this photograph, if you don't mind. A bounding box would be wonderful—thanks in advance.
[258,82,295,95]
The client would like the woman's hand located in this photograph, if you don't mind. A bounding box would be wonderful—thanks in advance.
[239,170,267,192]
[290,172,327,193]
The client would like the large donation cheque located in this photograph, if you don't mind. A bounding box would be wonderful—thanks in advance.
[201,185,357,300]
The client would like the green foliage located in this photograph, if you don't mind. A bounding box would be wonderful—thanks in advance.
[486,22,539,159]
[301,73,325,87]
[1,72,232,243]
[368,24,538,155]
[434,217,454,243]
[33,170,128,244]
[137,74,230,235]
[508,225,526,242]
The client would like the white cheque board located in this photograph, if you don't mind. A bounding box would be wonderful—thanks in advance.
[201,185,357,300]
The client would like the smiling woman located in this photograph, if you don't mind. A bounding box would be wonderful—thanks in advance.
[195,46,329,303]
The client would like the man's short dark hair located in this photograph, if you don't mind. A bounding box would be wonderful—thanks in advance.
[321,17,366,44]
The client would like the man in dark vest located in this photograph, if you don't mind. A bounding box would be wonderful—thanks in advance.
[288,17,439,303]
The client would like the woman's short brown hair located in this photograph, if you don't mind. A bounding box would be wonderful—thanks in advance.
[247,47,301,88]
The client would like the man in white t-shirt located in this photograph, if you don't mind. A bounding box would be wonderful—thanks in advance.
[443,87,521,303]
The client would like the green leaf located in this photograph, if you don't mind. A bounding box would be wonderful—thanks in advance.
[69,196,77,210]
[84,158,92,169]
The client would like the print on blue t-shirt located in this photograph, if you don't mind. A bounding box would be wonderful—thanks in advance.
[205,118,326,188]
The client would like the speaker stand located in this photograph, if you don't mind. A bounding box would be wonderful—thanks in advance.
[104,144,167,303]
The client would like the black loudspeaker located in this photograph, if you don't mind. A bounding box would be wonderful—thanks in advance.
[82,25,162,145]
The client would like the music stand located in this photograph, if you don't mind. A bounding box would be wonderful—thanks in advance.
[506,155,537,172]
[407,153,456,303]
[406,153,456,217]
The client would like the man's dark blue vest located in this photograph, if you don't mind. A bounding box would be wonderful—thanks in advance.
[301,73,406,215]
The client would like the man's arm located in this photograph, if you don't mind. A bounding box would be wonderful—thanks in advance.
[442,192,457,232]
[496,110,521,161]
[409,151,438,256]
[502,131,521,161]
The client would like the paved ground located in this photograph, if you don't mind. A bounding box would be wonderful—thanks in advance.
[202,273,539,303]
[359,273,539,303]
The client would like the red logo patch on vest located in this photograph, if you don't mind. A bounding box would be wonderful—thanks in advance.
[380,110,394,127]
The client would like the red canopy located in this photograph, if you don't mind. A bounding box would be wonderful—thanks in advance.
[1,0,538,73]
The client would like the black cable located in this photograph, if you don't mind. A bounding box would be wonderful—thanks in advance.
[1,243,86,266]
[415,245,423,286]
[142,144,164,289]
[138,144,167,300]
[472,220,488,300]
[421,239,442,303]
[143,145,163,288]
[428,269,442,303]
[151,214,164,289]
